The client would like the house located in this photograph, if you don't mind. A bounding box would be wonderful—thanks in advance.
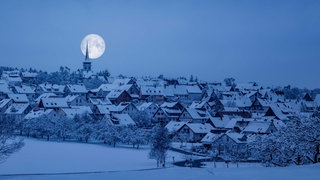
[165,121,187,135]
[12,85,36,100]
[61,106,93,119]
[65,95,88,106]
[90,84,114,98]
[185,85,203,101]
[140,86,165,103]
[207,115,230,131]
[34,93,58,104]
[248,98,271,113]
[201,132,220,149]
[107,89,132,105]
[264,106,289,120]
[36,83,65,96]
[0,99,13,113]
[64,84,88,96]
[243,120,277,134]
[0,81,12,100]
[5,103,32,119]
[153,107,182,125]
[214,110,252,119]
[177,123,214,142]
[210,132,248,156]
[116,102,138,116]
[301,101,316,112]
[303,93,313,102]
[105,113,135,126]
[153,102,184,124]
[92,104,118,120]
[8,94,29,104]
[160,102,184,110]
[137,102,159,118]
[189,100,211,111]
[178,108,209,123]
[244,91,263,102]
[38,97,69,111]
[117,84,140,100]
[21,71,38,83]
[164,85,188,100]
[1,70,22,85]
[24,109,57,120]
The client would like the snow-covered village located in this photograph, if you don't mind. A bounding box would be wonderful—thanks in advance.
[0,63,320,179]
[1,0,320,180]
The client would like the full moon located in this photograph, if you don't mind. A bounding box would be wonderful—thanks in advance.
[80,34,105,59]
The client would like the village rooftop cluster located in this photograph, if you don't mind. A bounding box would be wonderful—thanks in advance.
[0,67,320,159]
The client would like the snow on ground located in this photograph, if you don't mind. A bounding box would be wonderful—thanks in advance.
[1,165,320,180]
[0,138,180,174]
[0,138,319,180]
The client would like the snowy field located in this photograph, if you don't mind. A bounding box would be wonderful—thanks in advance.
[0,138,319,180]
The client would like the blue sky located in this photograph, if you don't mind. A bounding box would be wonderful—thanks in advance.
[0,0,319,88]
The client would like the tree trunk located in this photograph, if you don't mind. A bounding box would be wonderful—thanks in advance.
[314,144,320,163]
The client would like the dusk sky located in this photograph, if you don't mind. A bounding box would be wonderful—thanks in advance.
[0,0,319,88]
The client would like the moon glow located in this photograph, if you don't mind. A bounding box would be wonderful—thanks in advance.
[80,34,105,59]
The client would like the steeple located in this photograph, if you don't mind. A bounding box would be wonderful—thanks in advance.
[83,41,92,72]
[85,41,90,61]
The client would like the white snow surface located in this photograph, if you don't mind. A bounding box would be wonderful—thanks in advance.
[0,138,161,174]
[0,138,319,180]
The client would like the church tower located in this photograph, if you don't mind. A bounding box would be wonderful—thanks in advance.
[83,42,91,72]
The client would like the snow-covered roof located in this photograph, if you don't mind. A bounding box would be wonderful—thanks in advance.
[225,132,248,144]
[5,103,30,114]
[266,105,289,120]
[208,115,231,129]
[62,106,93,118]
[140,86,164,96]
[39,84,65,93]
[24,109,54,120]
[96,104,118,114]
[117,102,136,111]
[165,121,187,133]
[2,75,22,83]
[184,108,208,120]
[161,102,178,108]
[112,78,132,86]
[0,82,11,93]
[0,99,12,109]
[137,102,154,111]
[14,85,35,94]
[35,93,57,103]
[40,97,69,108]
[185,123,214,134]
[201,132,220,144]
[185,85,202,94]
[243,121,272,134]
[189,101,207,109]
[89,98,112,105]
[111,113,135,126]
[163,108,182,115]
[8,94,29,103]
[314,94,320,106]
[21,72,38,78]
[272,120,285,131]
[65,84,87,93]
[106,89,126,99]
[97,84,116,92]
[65,95,79,103]
[164,85,188,96]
